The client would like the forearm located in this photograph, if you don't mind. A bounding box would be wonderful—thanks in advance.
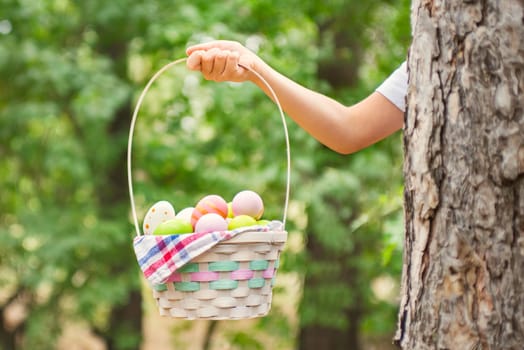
[186,41,404,154]
[250,61,401,154]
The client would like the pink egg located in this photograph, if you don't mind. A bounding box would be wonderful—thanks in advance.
[231,190,264,220]
[194,213,228,234]
[191,195,228,228]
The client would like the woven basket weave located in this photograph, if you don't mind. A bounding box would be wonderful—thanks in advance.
[152,231,287,319]
[127,58,291,320]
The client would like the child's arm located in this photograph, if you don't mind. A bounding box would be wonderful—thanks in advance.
[186,40,404,154]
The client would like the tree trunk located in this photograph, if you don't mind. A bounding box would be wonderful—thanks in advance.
[297,6,371,349]
[396,0,524,349]
[298,230,363,350]
[105,290,143,350]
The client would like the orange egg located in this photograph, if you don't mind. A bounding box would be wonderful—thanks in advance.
[191,194,228,228]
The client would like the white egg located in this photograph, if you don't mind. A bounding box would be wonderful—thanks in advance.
[143,200,176,235]
[175,207,194,223]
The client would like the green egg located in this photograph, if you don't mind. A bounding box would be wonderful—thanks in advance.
[227,215,257,230]
[153,218,193,235]
[256,219,271,226]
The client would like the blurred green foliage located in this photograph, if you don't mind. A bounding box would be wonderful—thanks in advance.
[0,0,409,349]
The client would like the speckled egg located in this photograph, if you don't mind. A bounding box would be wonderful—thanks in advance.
[142,200,176,235]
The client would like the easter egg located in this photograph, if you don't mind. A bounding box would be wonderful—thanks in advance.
[191,195,228,227]
[227,214,257,230]
[227,202,234,218]
[231,190,264,219]
[194,213,228,234]
[153,218,193,235]
[256,219,271,226]
[176,207,194,223]
[143,200,176,235]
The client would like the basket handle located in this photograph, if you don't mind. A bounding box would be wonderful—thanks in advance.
[127,58,291,237]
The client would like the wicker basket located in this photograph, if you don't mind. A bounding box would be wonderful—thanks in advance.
[152,231,287,319]
[127,58,291,320]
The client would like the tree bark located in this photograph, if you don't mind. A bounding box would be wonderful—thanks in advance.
[396,0,524,349]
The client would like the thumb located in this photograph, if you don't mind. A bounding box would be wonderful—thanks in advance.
[186,51,203,70]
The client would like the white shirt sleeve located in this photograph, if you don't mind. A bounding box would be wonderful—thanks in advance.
[375,61,408,112]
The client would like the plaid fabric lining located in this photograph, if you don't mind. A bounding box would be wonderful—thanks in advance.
[133,222,282,285]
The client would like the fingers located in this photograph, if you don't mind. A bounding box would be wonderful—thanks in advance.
[200,48,221,76]
[213,49,229,75]
[186,48,245,82]
[186,50,203,70]
[224,51,242,76]
[186,40,239,56]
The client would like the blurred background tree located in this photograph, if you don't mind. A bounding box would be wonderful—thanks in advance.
[0,0,409,349]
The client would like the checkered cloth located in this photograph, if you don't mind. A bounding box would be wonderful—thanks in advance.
[133,221,283,285]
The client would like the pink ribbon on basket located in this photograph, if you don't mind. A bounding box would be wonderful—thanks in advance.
[133,221,283,285]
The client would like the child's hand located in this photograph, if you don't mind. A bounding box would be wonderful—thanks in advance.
[186,40,260,83]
